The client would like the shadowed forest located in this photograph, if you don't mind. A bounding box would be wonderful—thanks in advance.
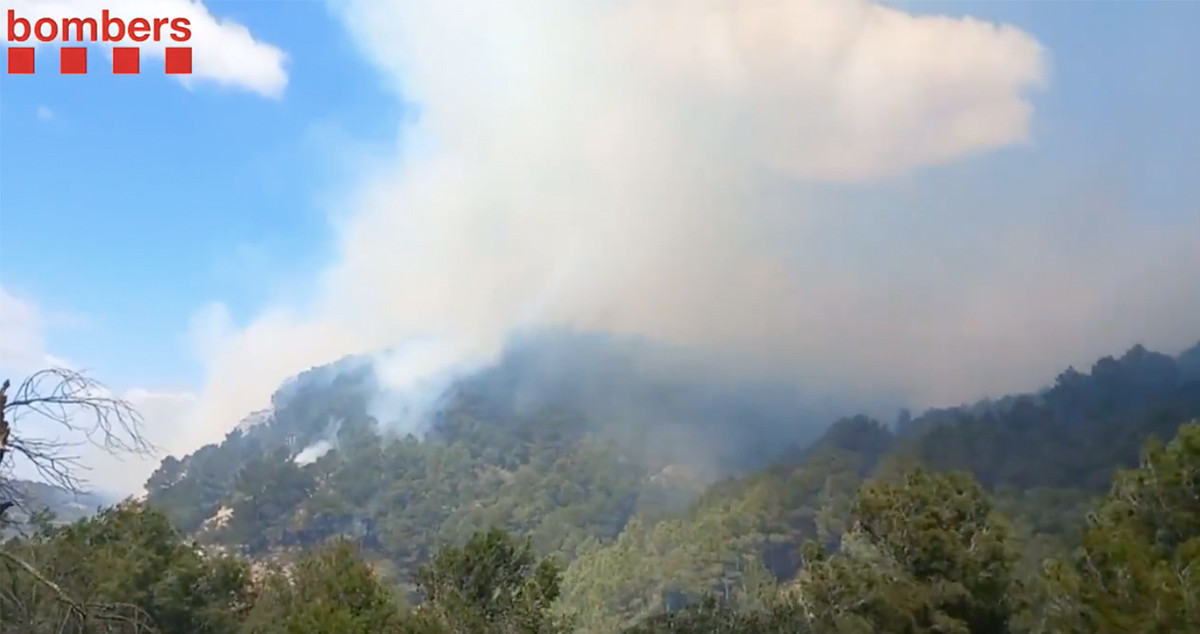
[2,336,1200,633]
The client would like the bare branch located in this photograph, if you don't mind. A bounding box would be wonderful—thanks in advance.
[0,370,164,631]
[0,368,157,499]
[5,367,155,454]
[0,548,82,615]
[0,548,160,632]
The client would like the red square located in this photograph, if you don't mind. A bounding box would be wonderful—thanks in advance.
[60,47,87,74]
[113,47,139,74]
[7,47,34,74]
[165,47,191,75]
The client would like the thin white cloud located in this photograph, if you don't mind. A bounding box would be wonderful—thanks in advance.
[1,0,287,98]
[35,106,54,121]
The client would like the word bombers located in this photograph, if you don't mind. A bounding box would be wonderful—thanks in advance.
[5,9,193,75]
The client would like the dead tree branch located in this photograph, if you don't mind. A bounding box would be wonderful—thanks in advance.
[0,369,161,632]
[0,547,158,631]
[1,368,157,507]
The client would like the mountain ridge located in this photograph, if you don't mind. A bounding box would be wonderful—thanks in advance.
[141,333,1200,594]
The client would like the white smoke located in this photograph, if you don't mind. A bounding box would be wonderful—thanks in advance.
[169,0,1200,463]
[367,337,491,437]
[293,417,342,466]
[294,439,334,466]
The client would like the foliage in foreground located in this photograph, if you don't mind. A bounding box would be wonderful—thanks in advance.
[4,421,1200,633]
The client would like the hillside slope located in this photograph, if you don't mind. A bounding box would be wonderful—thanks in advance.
[144,332,867,582]
[144,334,1200,605]
[554,340,1200,627]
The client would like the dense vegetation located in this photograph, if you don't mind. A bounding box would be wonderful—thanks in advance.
[3,336,1200,632]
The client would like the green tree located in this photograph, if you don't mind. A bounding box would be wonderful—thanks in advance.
[798,468,1022,634]
[621,594,815,634]
[415,527,568,634]
[241,540,408,634]
[0,501,251,633]
[1035,421,1200,633]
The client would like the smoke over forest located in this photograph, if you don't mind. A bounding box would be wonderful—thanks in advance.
[164,0,1200,468]
[4,2,1200,632]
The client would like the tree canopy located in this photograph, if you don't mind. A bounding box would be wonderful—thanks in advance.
[4,339,1200,633]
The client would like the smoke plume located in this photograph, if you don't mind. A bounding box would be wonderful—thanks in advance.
[173,0,1200,460]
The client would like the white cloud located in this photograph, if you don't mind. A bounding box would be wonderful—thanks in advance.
[1,0,287,98]
[35,106,54,121]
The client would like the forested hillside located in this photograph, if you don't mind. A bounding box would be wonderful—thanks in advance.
[141,333,862,583]
[3,336,1200,632]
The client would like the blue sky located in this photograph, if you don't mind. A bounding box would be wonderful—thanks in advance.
[2,1,403,388]
[2,0,1200,494]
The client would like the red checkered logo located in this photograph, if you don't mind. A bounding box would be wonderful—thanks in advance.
[5,9,193,76]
